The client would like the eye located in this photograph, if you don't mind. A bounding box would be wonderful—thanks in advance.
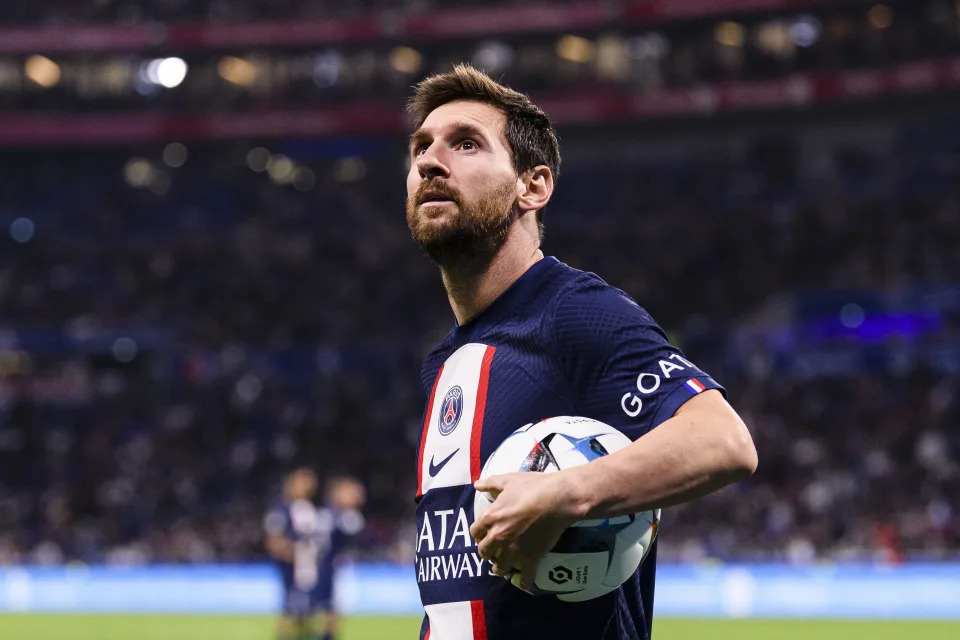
[456,139,477,151]
[413,144,428,156]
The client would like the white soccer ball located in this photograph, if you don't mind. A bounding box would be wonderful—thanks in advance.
[474,416,660,602]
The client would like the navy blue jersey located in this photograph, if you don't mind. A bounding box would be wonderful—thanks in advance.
[264,499,364,614]
[414,257,723,640]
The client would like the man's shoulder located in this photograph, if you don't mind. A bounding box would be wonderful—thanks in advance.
[546,263,659,337]
[263,501,290,535]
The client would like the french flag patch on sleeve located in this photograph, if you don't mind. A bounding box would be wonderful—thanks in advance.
[684,378,707,395]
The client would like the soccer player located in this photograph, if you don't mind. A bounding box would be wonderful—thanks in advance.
[407,65,758,639]
[264,470,365,640]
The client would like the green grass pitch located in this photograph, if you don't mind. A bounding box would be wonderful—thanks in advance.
[1,615,959,639]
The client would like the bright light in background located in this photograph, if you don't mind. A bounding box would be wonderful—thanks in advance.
[715,21,746,47]
[313,51,342,88]
[162,143,188,168]
[24,55,60,88]
[246,147,271,172]
[555,35,595,63]
[267,154,295,184]
[334,157,366,183]
[10,217,35,243]
[789,15,821,47]
[627,33,670,59]
[596,35,628,80]
[112,337,139,363]
[756,22,795,57]
[157,57,188,88]
[124,157,155,187]
[292,167,316,192]
[148,171,172,195]
[123,156,172,194]
[218,56,256,87]
[141,57,188,88]
[840,303,866,329]
[473,41,514,74]
[868,4,893,29]
[389,47,422,74]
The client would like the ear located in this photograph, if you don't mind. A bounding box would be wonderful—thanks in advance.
[516,166,554,214]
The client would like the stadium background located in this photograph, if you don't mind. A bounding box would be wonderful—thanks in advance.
[1,0,959,638]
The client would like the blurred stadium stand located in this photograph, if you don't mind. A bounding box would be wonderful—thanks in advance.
[0,0,957,578]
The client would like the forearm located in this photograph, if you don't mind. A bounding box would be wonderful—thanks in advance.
[562,394,757,520]
[265,535,295,562]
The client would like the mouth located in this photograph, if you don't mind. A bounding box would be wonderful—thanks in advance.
[419,189,457,206]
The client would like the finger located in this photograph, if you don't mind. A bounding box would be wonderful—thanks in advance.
[476,535,500,563]
[514,556,540,591]
[493,548,520,574]
[469,518,490,543]
[473,474,508,496]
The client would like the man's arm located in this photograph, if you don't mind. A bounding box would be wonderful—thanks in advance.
[263,508,295,562]
[470,390,757,587]
[565,389,756,518]
[265,532,295,563]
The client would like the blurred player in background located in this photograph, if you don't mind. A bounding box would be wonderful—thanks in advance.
[407,65,757,639]
[264,469,365,640]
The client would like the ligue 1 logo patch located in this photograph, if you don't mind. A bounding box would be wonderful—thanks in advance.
[438,385,463,436]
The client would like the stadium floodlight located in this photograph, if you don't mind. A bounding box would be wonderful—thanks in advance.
[789,16,821,47]
[292,167,316,192]
[124,157,155,187]
[218,56,256,87]
[157,58,188,88]
[163,143,188,168]
[313,51,341,88]
[24,55,60,88]
[473,41,514,74]
[267,155,295,184]
[715,21,746,48]
[10,217,35,243]
[246,147,271,172]
[556,35,595,63]
[868,4,893,30]
[112,337,139,363]
[141,57,188,89]
[389,47,422,74]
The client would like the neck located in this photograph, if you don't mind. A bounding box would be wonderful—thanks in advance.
[440,229,543,325]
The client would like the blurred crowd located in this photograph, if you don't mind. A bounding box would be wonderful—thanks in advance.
[0,0,547,25]
[0,107,957,567]
[5,2,960,115]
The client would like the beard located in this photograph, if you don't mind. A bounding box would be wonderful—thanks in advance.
[406,178,516,271]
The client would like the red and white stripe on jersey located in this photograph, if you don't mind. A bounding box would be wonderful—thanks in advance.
[416,343,495,499]
[424,600,488,640]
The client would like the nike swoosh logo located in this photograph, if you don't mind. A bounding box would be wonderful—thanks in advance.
[428,448,459,477]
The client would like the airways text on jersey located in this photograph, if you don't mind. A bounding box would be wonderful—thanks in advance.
[414,343,501,632]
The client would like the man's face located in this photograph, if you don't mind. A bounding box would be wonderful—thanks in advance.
[287,470,317,501]
[406,100,520,268]
[330,478,366,510]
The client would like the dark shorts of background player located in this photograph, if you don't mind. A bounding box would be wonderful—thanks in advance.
[282,579,335,618]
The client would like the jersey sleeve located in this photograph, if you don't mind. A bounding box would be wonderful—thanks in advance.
[549,276,725,440]
[263,507,288,537]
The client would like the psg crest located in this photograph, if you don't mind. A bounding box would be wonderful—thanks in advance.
[438,386,463,435]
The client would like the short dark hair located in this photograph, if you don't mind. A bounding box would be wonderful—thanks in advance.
[408,64,561,240]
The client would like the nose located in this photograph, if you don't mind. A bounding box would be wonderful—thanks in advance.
[415,144,450,180]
